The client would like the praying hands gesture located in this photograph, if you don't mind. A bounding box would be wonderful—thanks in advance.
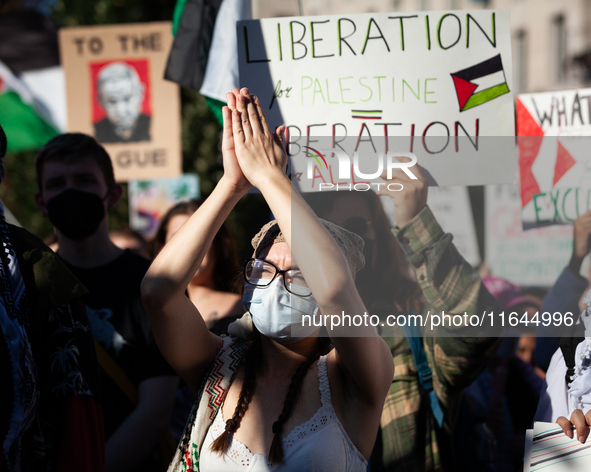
[221,88,287,193]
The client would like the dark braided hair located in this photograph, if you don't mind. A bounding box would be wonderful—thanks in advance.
[210,330,332,465]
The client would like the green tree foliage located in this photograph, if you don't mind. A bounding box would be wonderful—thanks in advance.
[0,0,269,260]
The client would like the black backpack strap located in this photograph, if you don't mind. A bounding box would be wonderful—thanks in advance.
[559,320,586,386]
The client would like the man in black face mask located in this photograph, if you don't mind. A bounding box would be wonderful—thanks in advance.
[34,133,178,472]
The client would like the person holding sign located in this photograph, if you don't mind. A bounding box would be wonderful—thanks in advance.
[305,165,502,471]
[141,88,394,471]
[533,210,591,373]
[534,291,591,444]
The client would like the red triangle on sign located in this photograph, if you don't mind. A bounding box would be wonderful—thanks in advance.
[517,98,545,137]
[553,140,576,186]
[516,98,544,206]
[452,75,478,110]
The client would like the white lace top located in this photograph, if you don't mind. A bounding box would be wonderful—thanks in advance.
[199,355,368,471]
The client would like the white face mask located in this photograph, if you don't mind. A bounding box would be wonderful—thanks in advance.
[242,278,321,344]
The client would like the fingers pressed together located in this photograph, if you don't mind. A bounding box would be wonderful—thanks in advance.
[557,410,591,443]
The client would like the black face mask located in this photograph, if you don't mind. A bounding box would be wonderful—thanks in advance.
[46,188,107,241]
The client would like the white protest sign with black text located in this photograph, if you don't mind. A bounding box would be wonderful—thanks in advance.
[238,10,516,191]
[517,89,591,228]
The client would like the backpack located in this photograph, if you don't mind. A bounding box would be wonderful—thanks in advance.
[401,319,497,472]
[559,320,586,385]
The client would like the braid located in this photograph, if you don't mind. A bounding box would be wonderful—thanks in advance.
[210,330,262,454]
[268,338,332,465]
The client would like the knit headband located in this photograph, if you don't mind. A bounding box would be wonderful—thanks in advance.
[251,219,365,278]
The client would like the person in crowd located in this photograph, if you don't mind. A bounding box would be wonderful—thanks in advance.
[535,211,591,372]
[535,289,591,442]
[141,88,394,471]
[532,212,591,442]
[304,176,501,470]
[33,133,178,472]
[111,226,149,258]
[149,199,243,336]
[459,276,544,472]
[0,123,104,470]
[482,276,545,376]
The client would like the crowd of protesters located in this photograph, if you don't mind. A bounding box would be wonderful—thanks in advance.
[2,88,591,472]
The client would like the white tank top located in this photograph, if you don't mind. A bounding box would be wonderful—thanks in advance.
[200,355,368,471]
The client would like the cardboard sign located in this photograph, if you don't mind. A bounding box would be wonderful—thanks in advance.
[129,174,200,237]
[485,184,574,286]
[237,10,516,191]
[59,22,182,182]
[517,89,591,228]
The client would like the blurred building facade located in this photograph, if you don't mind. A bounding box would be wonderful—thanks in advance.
[252,0,591,93]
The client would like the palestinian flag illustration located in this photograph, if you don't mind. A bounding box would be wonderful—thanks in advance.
[451,54,510,112]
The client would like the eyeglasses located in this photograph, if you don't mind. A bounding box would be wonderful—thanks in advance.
[244,258,313,297]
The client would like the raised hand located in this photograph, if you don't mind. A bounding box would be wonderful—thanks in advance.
[376,155,428,228]
[220,91,252,194]
[569,210,591,274]
[230,91,287,189]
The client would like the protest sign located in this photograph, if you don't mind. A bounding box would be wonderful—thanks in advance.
[237,10,516,191]
[59,22,181,182]
[485,184,574,286]
[517,89,591,228]
[524,422,591,472]
[129,174,200,237]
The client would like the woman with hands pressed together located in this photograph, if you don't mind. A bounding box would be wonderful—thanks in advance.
[141,88,394,471]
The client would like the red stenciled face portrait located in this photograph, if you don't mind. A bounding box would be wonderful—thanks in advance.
[90,59,152,144]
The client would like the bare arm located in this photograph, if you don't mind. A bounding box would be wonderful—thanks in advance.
[105,376,178,472]
[230,91,393,407]
[141,97,252,392]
